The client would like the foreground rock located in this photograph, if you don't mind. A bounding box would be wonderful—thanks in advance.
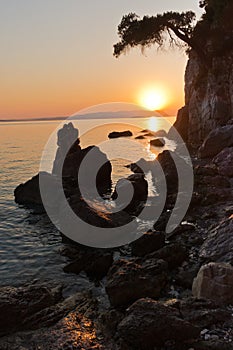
[106,258,167,307]
[199,216,233,263]
[118,298,200,348]
[198,125,233,158]
[0,284,63,336]
[0,290,107,350]
[108,130,133,138]
[193,262,233,305]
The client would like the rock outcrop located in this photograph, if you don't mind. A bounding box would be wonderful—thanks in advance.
[182,51,233,147]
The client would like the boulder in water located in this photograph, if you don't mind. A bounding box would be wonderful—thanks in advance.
[108,130,133,138]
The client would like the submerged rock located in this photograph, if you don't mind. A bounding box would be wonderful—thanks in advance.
[117,298,200,348]
[193,262,233,305]
[108,130,133,138]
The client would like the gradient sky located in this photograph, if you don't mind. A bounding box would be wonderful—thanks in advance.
[0,1,203,119]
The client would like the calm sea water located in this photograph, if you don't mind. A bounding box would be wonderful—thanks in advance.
[0,117,175,288]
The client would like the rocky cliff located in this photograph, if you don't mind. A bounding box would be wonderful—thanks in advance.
[173,0,233,148]
[182,49,233,147]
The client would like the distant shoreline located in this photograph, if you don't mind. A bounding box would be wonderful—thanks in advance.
[0,110,174,123]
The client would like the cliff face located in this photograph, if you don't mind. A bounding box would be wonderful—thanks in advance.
[182,49,233,147]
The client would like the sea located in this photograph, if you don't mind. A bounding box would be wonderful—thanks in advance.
[0,116,175,290]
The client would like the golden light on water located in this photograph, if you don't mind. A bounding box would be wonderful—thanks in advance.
[138,87,167,111]
[148,116,160,132]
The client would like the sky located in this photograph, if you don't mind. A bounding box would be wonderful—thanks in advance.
[0,1,203,119]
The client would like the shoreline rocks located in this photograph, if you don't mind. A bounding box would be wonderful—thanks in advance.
[192,262,233,305]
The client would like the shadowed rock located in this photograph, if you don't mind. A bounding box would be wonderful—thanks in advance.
[131,231,165,257]
[106,258,168,307]
[198,125,233,158]
[118,298,200,348]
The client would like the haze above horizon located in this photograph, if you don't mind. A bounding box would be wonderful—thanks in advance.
[0,1,203,119]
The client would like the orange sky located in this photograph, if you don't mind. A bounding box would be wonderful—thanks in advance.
[0,1,203,119]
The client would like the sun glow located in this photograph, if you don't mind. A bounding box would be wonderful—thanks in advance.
[138,88,167,111]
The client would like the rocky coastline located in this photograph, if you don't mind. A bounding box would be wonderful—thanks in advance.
[1,115,232,349]
[3,3,233,346]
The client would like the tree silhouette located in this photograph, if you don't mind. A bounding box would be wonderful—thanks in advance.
[114,10,208,65]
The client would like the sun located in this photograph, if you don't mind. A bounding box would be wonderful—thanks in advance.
[139,88,167,111]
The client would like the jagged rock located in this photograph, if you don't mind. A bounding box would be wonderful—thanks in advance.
[198,125,233,158]
[131,231,165,257]
[150,138,165,147]
[0,284,63,336]
[76,145,112,196]
[105,258,168,307]
[52,122,80,177]
[117,298,200,348]
[199,216,233,263]
[112,173,148,215]
[53,123,112,194]
[108,130,133,138]
[213,147,233,177]
[193,262,233,304]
